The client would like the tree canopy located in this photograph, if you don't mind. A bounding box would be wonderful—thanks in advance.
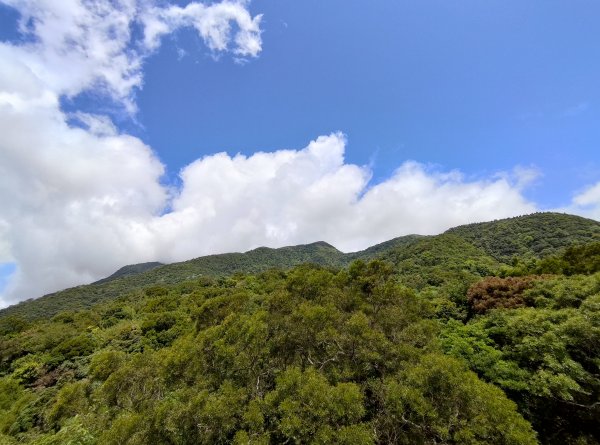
[1,213,599,444]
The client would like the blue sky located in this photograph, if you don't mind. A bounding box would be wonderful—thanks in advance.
[0,0,599,304]
[66,0,600,205]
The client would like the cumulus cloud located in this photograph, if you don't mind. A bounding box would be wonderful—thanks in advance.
[0,78,167,302]
[150,133,537,261]
[0,0,263,306]
[0,0,552,308]
[0,126,539,307]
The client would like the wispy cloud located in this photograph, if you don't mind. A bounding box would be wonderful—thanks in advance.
[0,0,263,113]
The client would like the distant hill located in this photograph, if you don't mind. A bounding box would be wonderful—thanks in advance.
[445,212,600,262]
[1,212,599,321]
[346,234,425,261]
[92,262,164,284]
[0,241,351,321]
[379,233,501,290]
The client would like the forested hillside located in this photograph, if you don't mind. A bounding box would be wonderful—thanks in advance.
[93,263,164,285]
[0,213,599,444]
[0,242,351,321]
[3,213,596,322]
[445,212,600,261]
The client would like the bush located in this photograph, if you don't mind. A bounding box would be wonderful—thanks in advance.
[467,276,541,314]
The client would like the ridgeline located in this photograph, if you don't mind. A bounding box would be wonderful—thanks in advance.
[2,212,597,321]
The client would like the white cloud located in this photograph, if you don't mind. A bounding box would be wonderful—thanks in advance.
[1,0,263,111]
[0,121,541,307]
[145,134,537,262]
[0,87,167,304]
[511,165,541,189]
[0,220,12,263]
[70,112,118,136]
[0,0,264,306]
[140,1,263,57]
[0,0,550,308]
[561,181,600,220]
[3,0,141,111]
[572,182,600,207]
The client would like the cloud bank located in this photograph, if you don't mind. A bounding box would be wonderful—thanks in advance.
[157,133,538,260]
[0,0,263,304]
[0,0,597,307]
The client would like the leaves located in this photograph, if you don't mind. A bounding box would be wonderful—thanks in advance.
[1,215,599,444]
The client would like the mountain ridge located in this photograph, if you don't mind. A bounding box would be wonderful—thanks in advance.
[92,262,165,285]
[1,212,599,321]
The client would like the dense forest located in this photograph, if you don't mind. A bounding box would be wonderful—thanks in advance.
[0,212,599,444]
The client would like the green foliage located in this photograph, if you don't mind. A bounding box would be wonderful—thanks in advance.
[0,259,539,444]
[442,273,600,444]
[374,353,537,444]
[446,212,600,262]
[30,417,96,445]
[11,356,44,385]
[1,213,599,444]
[381,234,499,289]
[264,367,371,444]
[46,381,89,428]
[559,242,600,275]
[53,334,97,360]
[0,316,29,336]
[93,262,164,285]
[89,350,125,381]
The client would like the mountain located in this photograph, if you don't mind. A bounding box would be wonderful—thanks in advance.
[445,212,600,262]
[1,212,599,321]
[1,212,599,445]
[345,234,425,261]
[0,241,351,321]
[92,262,164,285]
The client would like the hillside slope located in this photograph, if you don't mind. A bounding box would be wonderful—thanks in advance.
[0,242,349,320]
[445,212,600,262]
[93,262,164,285]
[2,212,599,321]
